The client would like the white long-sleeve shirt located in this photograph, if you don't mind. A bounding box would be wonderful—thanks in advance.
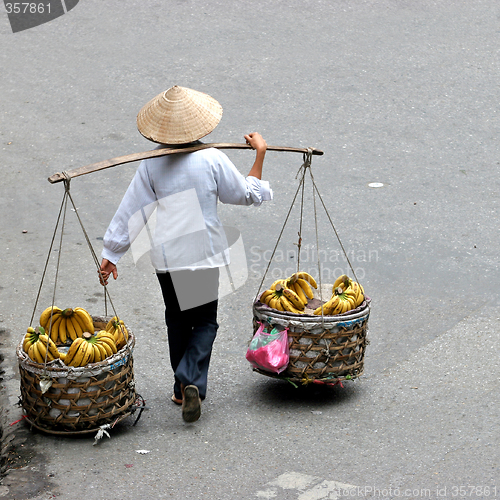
[101,146,273,271]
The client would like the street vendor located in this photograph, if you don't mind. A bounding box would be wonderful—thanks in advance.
[98,85,272,423]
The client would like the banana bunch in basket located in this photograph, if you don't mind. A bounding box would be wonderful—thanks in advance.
[23,327,119,367]
[23,327,60,363]
[313,274,365,316]
[259,272,317,314]
[105,316,129,350]
[24,308,126,367]
[61,330,118,367]
[39,306,94,344]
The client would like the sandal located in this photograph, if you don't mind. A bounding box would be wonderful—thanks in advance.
[171,394,183,405]
[182,385,201,423]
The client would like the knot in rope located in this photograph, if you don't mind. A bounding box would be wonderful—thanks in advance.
[295,148,313,179]
[62,171,71,192]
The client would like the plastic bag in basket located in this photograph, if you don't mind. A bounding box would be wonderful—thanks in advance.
[246,323,289,374]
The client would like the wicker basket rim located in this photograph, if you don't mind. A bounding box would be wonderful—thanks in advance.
[253,303,370,329]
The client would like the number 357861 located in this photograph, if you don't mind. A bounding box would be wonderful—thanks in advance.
[5,3,51,14]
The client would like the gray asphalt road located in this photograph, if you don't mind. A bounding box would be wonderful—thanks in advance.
[1,1,499,499]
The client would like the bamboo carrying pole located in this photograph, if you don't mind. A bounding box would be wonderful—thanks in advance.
[47,143,324,184]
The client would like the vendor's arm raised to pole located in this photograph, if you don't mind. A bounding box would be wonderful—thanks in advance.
[47,143,324,184]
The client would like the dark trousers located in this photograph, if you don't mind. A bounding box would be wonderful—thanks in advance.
[156,268,219,400]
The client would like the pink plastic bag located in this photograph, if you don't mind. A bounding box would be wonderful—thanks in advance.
[246,323,289,374]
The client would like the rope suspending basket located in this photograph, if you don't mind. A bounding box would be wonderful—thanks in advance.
[18,173,144,436]
[251,149,371,387]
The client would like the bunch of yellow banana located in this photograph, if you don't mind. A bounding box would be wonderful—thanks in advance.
[63,331,117,367]
[313,274,365,316]
[95,330,118,356]
[23,327,60,363]
[63,337,91,367]
[288,272,317,302]
[23,326,40,353]
[39,306,94,344]
[332,274,365,308]
[105,316,129,350]
[259,271,319,313]
[269,272,317,303]
[313,286,357,315]
[259,287,305,314]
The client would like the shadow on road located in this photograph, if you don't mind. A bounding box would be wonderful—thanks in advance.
[246,376,364,409]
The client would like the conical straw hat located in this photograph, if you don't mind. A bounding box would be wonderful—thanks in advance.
[136,86,223,144]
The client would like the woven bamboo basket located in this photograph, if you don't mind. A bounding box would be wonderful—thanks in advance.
[252,285,370,385]
[16,316,137,435]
